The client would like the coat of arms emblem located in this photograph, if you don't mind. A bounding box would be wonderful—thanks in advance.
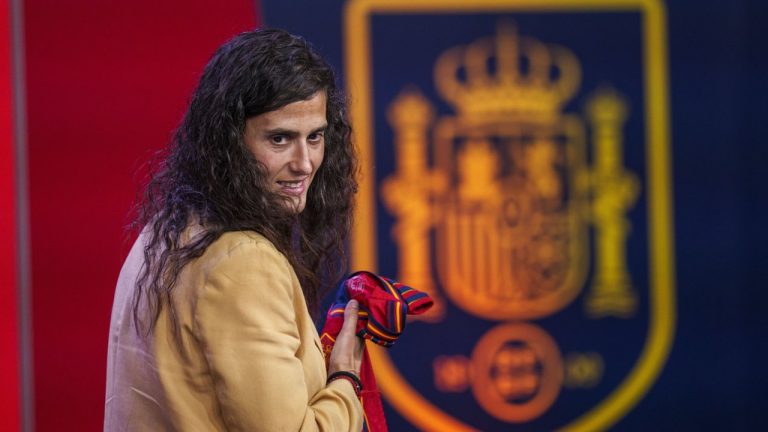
[345,1,674,430]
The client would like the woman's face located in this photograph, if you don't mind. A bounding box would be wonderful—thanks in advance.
[243,91,327,213]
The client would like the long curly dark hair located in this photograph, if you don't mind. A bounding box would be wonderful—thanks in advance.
[131,29,357,337]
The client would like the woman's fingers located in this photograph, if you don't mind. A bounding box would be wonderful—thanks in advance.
[328,300,364,374]
[340,300,359,337]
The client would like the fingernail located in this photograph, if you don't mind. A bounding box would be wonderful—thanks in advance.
[349,300,358,309]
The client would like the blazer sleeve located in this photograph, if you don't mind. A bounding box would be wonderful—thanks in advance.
[194,239,363,432]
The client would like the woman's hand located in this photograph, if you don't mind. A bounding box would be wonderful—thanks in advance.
[328,300,364,375]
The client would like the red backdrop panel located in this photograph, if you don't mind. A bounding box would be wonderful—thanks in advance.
[24,1,258,429]
[1,0,20,429]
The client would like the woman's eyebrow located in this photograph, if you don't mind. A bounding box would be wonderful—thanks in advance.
[310,124,329,134]
[264,124,328,136]
[263,127,299,137]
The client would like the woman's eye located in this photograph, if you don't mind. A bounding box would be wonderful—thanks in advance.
[270,135,286,145]
[308,132,324,143]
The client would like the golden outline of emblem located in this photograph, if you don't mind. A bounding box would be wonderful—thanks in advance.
[345,0,675,430]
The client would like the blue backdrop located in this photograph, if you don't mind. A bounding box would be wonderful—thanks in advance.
[261,1,767,430]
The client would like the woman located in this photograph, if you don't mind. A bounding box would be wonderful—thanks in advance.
[104,29,364,431]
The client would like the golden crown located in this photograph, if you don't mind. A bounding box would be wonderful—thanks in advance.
[434,23,581,125]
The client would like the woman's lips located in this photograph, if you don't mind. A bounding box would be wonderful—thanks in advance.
[276,178,306,196]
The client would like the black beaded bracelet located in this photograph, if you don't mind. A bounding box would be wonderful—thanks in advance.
[327,370,363,396]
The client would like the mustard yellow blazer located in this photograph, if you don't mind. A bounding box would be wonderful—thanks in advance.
[104,231,363,431]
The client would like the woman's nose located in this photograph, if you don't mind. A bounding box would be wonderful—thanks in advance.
[289,142,313,174]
